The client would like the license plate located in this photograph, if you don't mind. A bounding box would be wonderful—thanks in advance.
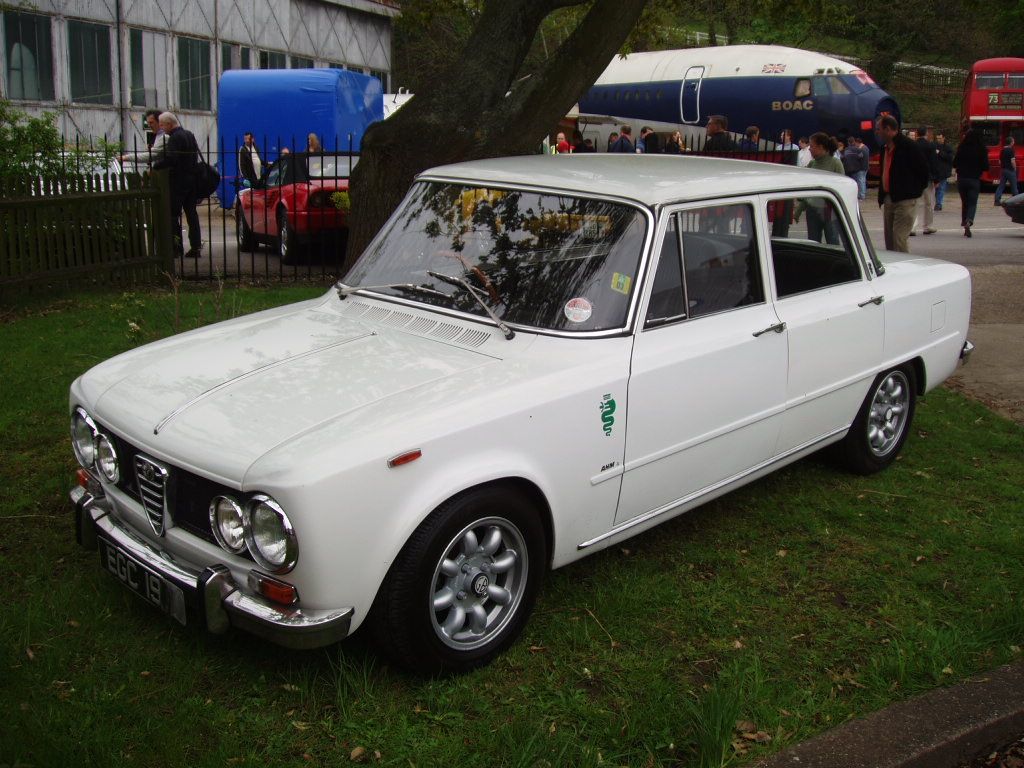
[98,536,187,625]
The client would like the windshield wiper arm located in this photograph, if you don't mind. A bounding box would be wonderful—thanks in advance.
[427,270,515,340]
[337,282,451,301]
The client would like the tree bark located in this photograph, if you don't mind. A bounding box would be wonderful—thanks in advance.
[344,0,648,276]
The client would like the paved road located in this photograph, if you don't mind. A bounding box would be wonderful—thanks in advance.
[858,192,1024,424]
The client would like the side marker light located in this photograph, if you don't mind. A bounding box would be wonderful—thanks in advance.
[387,449,422,468]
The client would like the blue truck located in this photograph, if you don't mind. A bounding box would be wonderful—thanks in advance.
[217,68,383,209]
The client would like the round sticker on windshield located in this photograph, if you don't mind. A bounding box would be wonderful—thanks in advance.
[564,297,593,324]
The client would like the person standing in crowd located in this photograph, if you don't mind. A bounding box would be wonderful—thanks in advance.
[555,131,572,154]
[609,125,635,153]
[914,126,939,235]
[152,112,202,259]
[739,126,760,151]
[307,133,322,153]
[797,136,812,167]
[238,132,262,188]
[606,132,619,152]
[705,115,736,152]
[121,109,165,167]
[637,126,659,154]
[843,135,870,201]
[665,130,685,154]
[778,129,798,151]
[954,125,989,237]
[875,115,929,252]
[933,132,954,210]
[995,136,1018,205]
[796,132,845,243]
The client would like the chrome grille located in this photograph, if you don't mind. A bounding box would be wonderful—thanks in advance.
[134,455,169,536]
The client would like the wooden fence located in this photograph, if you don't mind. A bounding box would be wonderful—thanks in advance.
[0,171,173,294]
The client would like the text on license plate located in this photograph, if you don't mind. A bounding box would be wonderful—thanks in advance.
[98,537,186,624]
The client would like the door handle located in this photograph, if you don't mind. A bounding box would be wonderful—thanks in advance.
[752,321,786,337]
[858,295,884,307]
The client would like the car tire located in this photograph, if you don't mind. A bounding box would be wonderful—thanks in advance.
[235,205,256,251]
[277,208,300,264]
[370,485,546,674]
[838,364,917,475]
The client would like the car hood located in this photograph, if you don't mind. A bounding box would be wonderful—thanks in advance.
[81,298,499,482]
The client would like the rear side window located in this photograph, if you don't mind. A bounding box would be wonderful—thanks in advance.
[645,203,764,327]
[766,195,862,298]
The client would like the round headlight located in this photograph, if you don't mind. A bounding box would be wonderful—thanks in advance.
[71,407,98,468]
[244,495,298,573]
[95,434,119,483]
[209,496,246,554]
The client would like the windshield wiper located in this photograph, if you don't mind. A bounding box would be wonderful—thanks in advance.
[427,270,515,340]
[336,282,452,301]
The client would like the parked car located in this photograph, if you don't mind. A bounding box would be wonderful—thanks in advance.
[234,151,356,263]
[1001,192,1024,225]
[70,155,973,673]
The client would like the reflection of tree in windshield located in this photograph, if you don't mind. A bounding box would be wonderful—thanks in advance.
[352,182,646,331]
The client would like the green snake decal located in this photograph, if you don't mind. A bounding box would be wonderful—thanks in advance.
[599,394,616,436]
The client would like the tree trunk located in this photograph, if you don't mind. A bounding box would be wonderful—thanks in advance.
[343,0,648,276]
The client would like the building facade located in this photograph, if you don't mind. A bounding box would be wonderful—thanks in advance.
[1,0,397,152]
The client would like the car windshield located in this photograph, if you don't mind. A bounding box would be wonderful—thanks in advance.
[345,181,648,332]
[307,154,358,178]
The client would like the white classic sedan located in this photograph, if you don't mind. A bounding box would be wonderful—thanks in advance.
[70,155,973,672]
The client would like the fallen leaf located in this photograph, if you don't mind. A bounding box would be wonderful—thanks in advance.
[731,740,749,754]
[549,721,557,734]
[292,721,310,731]
[942,666,954,675]
[620,548,632,556]
[528,645,546,654]
[350,746,366,762]
[281,684,300,693]
[374,751,382,761]
[915,555,926,563]
[1011,646,1021,654]
[66,619,80,628]
[735,720,757,733]
[303,754,313,762]
[25,647,35,661]
[140,671,152,678]
[777,549,787,558]
[732,639,745,650]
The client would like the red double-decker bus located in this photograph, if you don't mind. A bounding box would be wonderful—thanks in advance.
[961,58,1024,184]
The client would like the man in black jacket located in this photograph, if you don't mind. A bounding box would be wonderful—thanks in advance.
[875,115,929,252]
[933,132,954,211]
[152,112,202,258]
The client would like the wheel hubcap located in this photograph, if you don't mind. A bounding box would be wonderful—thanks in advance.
[430,517,527,651]
[279,217,288,257]
[866,371,910,457]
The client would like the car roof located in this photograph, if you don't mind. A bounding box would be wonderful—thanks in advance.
[419,154,851,208]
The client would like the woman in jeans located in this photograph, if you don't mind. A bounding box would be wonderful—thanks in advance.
[953,127,989,238]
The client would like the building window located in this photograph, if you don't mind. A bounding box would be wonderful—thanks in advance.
[68,20,113,104]
[259,50,286,69]
[291,56,313,69]
[4,11,54,101]
[178,36,211,110]
[329,62,345,70]
[130,28,167,108]
[220,43,252,73]
[369,69,388,91]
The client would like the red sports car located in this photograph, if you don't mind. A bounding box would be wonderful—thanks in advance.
[235,152,356,263]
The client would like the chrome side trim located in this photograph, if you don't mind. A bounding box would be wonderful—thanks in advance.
[153,332,374,434]
[72,489,353,649]
[578,426,849,550]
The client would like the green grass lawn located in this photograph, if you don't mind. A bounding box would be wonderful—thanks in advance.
[1,284,1021,767]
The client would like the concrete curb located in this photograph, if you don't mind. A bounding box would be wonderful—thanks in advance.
[755,662,1024,768]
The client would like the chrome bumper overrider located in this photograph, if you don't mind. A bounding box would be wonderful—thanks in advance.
[71,485,352,650]
[960,340,975,364]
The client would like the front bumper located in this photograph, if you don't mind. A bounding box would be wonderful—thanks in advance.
[71,484,352,650]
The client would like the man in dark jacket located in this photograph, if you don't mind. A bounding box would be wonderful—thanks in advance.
[237,132,262,187]
[153,112,202,258]
[875,115,929,252]
[704,115,737,152]
[608,125,635,153]
[934,132,954,210]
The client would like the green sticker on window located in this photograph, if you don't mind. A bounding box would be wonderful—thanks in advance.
[611,272,632,295]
